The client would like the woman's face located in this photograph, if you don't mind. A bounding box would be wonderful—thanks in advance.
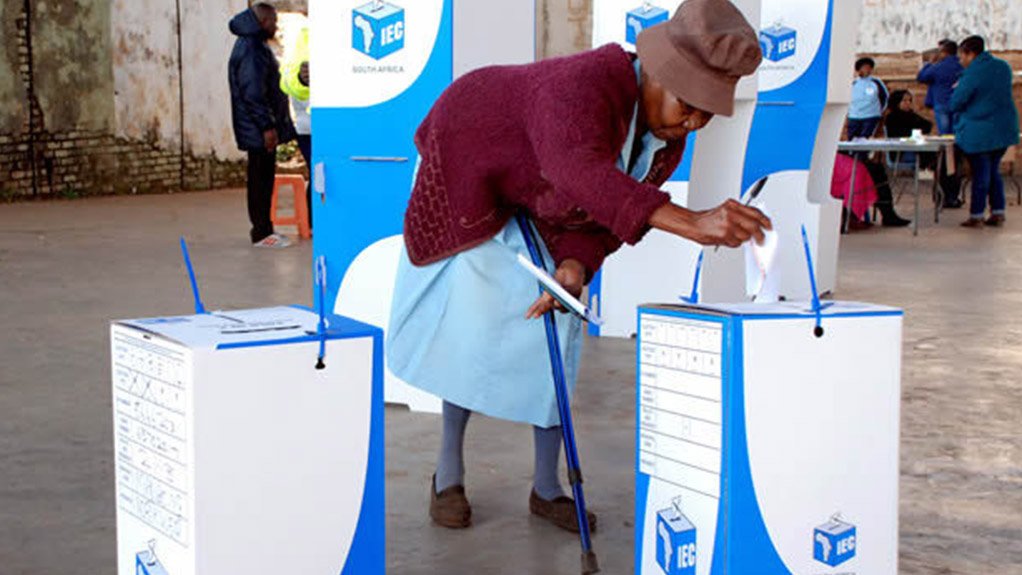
[640,70,714,141]
[960,50,976,68]
[899,94,914,112]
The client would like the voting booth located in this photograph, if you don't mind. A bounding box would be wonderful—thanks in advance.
[635,301,901,575]
[724,0,863,303]
[589,0,863,337]
[310,0,536,412]
[111,306,384,575]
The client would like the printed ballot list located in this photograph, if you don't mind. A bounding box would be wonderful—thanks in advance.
[638,315,723,500]
[112,330,190,546]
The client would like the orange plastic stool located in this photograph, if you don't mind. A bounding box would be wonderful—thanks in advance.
[270,174,311,240]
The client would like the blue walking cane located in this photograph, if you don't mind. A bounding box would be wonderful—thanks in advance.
[515,213,600,575]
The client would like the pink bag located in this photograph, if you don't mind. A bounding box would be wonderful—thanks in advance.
[831,153,879,220]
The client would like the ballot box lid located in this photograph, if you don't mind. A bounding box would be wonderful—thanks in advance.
[640,301,902,320]
[114,306,380,350]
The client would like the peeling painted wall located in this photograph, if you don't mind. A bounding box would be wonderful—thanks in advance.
[31,0,115,132]
[111,0,181,146]
[858,0,1022,53]
[181,0,248,160]
[0,3,26,134]
[538,0,592,59]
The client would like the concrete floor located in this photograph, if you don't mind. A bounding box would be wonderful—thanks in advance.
[0,189,1019,574]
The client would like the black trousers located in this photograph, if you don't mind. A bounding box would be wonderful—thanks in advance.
[247,149,276,243]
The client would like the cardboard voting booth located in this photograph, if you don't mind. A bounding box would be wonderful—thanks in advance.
[111,306,384,575]
[310,0,537,412]
[635,301,901,575]
[589,0,864,337]
[589,0,762,337]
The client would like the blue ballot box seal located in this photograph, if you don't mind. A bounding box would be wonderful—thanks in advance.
[656,497,697,575]
[814,513,857,567]
[625,3,669,45]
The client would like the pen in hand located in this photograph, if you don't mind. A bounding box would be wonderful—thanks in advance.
[714,175,769,252]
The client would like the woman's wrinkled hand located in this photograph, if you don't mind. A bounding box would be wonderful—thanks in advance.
[525,258,585,319]
[650,200,772,248]
[691,199,772,247]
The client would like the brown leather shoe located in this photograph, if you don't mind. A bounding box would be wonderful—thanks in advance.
[430,475,472,529]
[961,218,984,228]
[985,215,1006,227]
[529,490,597,534]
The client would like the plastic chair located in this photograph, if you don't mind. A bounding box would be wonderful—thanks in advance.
[270,174,311,240]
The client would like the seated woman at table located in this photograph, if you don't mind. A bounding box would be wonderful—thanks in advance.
[885,90,963,208]
[883,90,936,175]
[885,90,933,138]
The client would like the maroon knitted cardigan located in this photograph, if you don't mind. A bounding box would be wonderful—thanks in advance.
[404,44,685,278]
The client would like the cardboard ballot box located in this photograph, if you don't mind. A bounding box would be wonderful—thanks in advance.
[111,306,383,575]
[636,301,901,575]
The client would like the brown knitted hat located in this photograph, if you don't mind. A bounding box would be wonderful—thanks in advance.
[636,0,762,117]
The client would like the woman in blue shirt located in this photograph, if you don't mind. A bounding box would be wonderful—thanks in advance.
[848,58,889,140]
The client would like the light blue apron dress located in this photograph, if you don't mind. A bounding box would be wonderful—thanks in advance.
[387,61,667,428]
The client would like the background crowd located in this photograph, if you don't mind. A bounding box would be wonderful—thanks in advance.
[839,35,1020,230]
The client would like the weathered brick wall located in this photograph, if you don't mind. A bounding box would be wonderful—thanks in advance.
[0,0,245,201]
[0,131,244,199]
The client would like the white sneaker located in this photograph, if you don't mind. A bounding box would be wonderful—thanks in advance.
[252,233,293,249]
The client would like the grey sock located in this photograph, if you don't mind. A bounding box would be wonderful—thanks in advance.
[533,425,567,501]
[435,401,471,493]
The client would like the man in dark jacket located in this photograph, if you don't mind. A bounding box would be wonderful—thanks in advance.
[918,40,963,135]
[229,3,297,248]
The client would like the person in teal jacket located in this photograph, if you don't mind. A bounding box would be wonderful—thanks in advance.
[951,36,1020,227]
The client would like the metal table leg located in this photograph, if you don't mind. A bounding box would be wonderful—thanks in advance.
[934,147,945,223]
[914,154,921,236]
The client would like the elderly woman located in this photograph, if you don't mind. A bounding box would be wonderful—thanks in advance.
[388,0,769,533]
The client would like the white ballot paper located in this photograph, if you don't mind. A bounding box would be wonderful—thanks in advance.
[745,205,781,302]
[516,252,604,325]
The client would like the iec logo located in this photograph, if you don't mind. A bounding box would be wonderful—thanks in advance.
[760,22,797,62]
[655,498,696,575]
[135,543,170,575]
[813,514,857,567]
[625,2,669,45]
[352,0,405,60]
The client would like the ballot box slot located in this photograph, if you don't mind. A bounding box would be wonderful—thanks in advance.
[218,324,302,335]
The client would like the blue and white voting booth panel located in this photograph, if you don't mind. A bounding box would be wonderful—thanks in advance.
[589,0,762,338]
[704,0,863,302]
[589,1,863,336]
[636,302,901,575]
[111,307,383,575]
[310,0,536,412]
